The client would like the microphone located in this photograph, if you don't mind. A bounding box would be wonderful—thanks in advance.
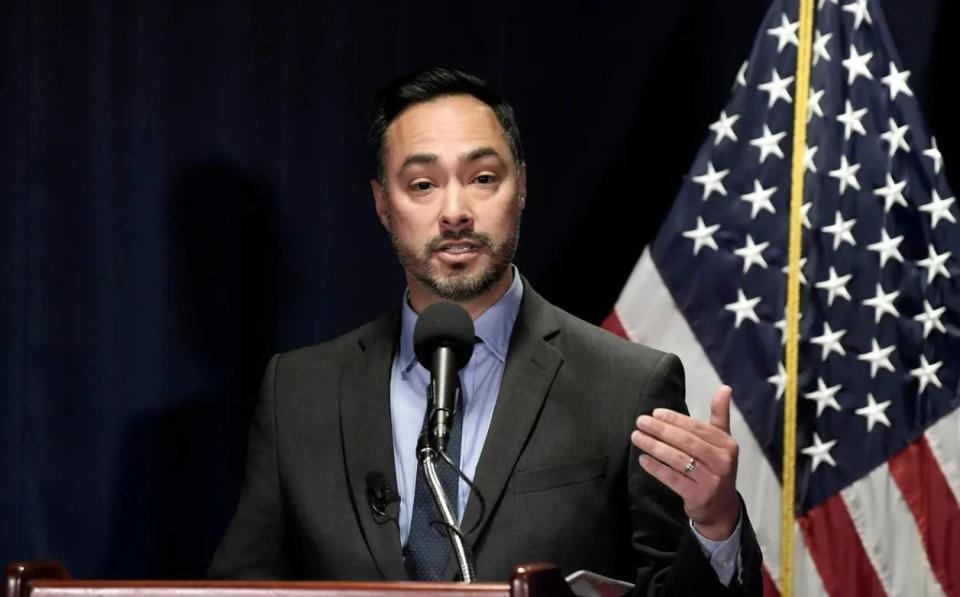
[365,471,399,519]
[413,302,475,453]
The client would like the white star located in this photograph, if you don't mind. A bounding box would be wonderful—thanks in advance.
[910,355,943,394]
[805,378,843,417]
[768,362,787,400]
[855,394,892,432]
[862,283,900,324]
[682,217,721,256]
[924,137,943,175]
[867,229,905,268]
[880,118,911,157]
[734,234,770,273]
[709,110,740,146]
[813,30,832,65]
[801,201,813,229]
[808,88,825,121]
[818,0,838,9]
[822,211,857,250]
[724,290,762,328]
[873,173,909,212]
[781,257,809,286]
[836,99,868,141]
[913,300,947,339]
[815,267,852,306]
[750,125,787,164]
[758,69,795,108]
[829,155,861,195]
[767,13,800,52]
[774,311,803,346]
[805,145,819,173]
[842,45,874,85]
[740,179,778,219]
[842,0,872,30]
[919,190,956,229]
[810,321,847,361]
[735,61,748,88]
[692,161,730,200]
[802,433,838,471]
[881,62,913,100]
[857,339,896,378]
[917,245,952,284]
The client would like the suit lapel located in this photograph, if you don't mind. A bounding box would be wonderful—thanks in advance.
[339,314,409,580]
[448,285,563,578]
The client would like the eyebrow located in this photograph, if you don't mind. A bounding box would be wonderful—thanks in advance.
[397,147,505,173]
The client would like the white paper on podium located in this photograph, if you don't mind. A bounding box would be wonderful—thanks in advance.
[564,569,635,597]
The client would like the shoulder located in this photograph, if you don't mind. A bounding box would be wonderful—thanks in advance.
[269,312,398,374]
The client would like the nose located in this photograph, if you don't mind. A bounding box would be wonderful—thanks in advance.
[439,183,473,233]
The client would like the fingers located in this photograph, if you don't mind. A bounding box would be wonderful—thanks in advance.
[710,385,732,434]
[638,453,695,499]
[631,430,717,481]
[635,414,727,476]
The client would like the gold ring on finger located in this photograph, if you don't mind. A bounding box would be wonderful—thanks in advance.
[683,456,697,475]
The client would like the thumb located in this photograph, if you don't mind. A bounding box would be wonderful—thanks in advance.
[710,385,732,433]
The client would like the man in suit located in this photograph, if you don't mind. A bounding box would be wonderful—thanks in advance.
[209,68,762,594]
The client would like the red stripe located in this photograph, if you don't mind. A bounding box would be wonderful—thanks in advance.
[761,564,780,597]
[888,437,960,597]
[798,493,886,597]
[601,310,628,339]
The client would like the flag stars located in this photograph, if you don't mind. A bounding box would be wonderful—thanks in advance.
[682,217,721,256]
[813,30,833,66]
[758,69,795,108]
[692,161,730,200]
[724,290,762,328]
[767,13,800,52]
[924,137,943,175]
[829,155,861,195]
[803,433,839,471]
[768,362,787,400]
[775,311,804,346]
[873,173,908,212]
[750,125,787,164]
[919,190,956,229]
[855,394,892,432]
[734,235,770,273]
[822,211,857,250]
[862,284,900,323]
[837,100,868,141]
[867,229,905,268]
[857,339,896,378]
[880,118,910,157]
[741,179,778,219]
[913,300,947,339]
[811,321,847,361]
[881,62,913,100]
[709,110,740,146]
[842,45,874,85]
[910,355,943,394]
[781,257,809,285]
[815,267,853,306]
[842,0,872,30]
[801,201,813,229]
[808,88,825,121]
[805,145,819,173]
[805,378,843,417]
[917,245,951,284]
[735,61,748,88]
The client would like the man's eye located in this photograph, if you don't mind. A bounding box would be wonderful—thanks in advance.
[475,174,497,185]
[410,181,433,191]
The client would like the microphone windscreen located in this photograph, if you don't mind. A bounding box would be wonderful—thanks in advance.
[413,302,476,371]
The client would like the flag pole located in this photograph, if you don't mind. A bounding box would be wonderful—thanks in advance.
[782,0,816,595]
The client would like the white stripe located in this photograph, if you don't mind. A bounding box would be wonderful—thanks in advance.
[923,405,960,505]
[841,463,945,597]
[614,250,828,596]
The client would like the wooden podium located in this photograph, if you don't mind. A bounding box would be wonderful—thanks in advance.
[4,561,576,597]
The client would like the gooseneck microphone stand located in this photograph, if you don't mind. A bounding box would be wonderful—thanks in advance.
[418,380,475,582]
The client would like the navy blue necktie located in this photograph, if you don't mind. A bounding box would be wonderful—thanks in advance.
[403,395,464,580]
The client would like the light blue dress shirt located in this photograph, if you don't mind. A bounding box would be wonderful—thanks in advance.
[388,269,741,586]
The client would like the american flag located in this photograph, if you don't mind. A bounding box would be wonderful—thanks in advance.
[602,0,960,595]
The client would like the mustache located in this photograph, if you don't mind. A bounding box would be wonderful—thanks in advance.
[425,230,495,252]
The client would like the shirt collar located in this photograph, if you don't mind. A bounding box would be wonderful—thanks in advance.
[398,266,524,372]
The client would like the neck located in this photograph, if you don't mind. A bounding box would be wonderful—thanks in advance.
[406,269,514,320]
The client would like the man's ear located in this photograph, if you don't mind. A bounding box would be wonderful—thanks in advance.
[518,162,528,210]
[371,178,389,229]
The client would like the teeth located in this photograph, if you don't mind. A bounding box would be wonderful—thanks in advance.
[444,245,474,254]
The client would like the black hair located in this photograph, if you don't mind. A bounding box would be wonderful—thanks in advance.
[368,67,524,181]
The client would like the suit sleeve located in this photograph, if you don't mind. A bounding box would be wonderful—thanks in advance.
[207,353,292,579]
[628,352,763,596]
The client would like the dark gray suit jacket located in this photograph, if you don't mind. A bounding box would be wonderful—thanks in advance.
[209,283,762,595]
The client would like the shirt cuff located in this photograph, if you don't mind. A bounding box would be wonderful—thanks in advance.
[689,511,743,587]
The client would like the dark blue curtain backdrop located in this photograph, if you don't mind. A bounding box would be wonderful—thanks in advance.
[1,0,956,580]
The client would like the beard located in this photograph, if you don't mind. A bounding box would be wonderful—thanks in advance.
[384,204,521,303]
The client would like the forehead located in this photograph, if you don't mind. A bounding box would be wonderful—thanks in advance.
[384,94,510,164]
